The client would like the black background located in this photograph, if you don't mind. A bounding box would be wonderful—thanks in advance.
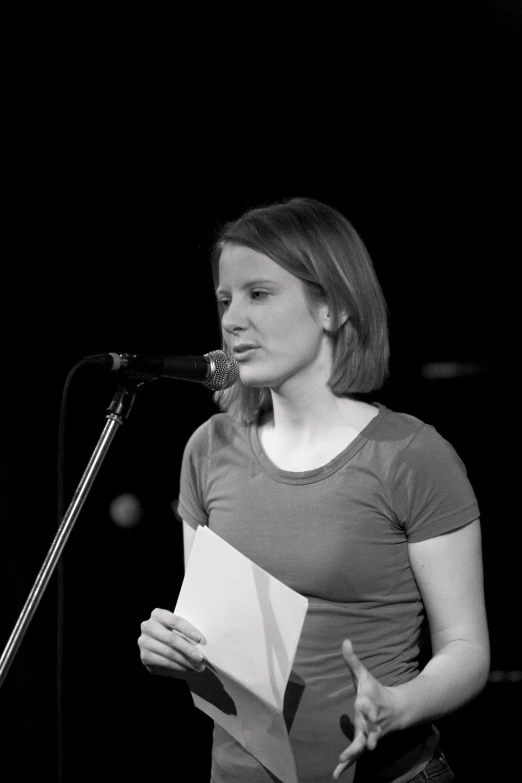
[1,3,521,781]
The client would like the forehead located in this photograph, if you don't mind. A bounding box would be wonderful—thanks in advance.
[218,244,291,286]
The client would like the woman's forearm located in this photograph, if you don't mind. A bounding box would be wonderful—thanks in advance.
[391,640,490,732]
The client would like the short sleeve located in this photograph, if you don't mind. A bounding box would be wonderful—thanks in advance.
[176,420,210,529]
[390,424,479,542]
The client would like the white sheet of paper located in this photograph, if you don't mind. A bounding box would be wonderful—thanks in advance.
[174,526,309,783]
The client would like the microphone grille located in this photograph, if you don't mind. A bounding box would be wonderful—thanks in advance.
[204,350,240,391]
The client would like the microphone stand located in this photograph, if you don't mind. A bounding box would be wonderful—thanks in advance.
[0,372,153,689]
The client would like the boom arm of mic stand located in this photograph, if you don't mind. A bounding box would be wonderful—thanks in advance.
[0,375,152,689]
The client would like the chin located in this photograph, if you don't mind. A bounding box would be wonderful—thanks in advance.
[237,367,273,387]
[238,374,267,388]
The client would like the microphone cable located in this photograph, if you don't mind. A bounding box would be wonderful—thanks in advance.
[56,356,99,783]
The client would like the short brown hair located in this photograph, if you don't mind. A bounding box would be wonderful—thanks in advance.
[211,197,389,423]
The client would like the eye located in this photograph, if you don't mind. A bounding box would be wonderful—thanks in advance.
[251,290,269,301]
[217,290,269,310]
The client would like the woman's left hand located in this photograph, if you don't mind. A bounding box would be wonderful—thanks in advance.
[333,639,400,780]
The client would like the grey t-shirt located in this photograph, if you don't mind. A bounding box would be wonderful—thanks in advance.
[177,403,479,783]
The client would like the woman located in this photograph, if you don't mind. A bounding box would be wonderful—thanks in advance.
[138,197,489,782]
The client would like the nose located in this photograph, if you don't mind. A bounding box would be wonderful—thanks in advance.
[221,297,248,335]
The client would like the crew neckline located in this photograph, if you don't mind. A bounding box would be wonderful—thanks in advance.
[249,402,389,484]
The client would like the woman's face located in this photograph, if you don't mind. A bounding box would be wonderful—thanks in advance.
[217,243,331,392]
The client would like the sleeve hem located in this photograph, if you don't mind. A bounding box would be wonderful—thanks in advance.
[176,499,208,530]
[407,507,480,543]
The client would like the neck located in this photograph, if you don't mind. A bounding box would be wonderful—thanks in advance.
[265,383,363,441]
[257,341,377,440]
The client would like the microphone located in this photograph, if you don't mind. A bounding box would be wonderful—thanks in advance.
[83,350,239,391]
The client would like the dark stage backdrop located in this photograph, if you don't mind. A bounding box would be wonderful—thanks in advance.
[1,4,520,781]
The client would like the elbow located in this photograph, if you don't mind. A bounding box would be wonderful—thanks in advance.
[471,640,491,697]
[479,646,491,693]
[440,637,491,702]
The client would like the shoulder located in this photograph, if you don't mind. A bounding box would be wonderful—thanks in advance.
[183,412,247,455]
[375,405,426,442]
[377,407,478,533]
[375,406,469,473]
[378,406,455,449]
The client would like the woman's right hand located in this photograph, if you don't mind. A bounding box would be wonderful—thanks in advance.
[138,608,207,679]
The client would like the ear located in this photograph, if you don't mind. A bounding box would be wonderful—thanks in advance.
[320,303,350,332]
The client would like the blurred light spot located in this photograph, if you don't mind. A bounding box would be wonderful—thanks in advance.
[488,670,522,683]
[109,493,143,528]
[420,361,516,380]
[421,362,483,379]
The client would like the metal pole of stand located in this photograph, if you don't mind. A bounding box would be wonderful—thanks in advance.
[0,381,141,689]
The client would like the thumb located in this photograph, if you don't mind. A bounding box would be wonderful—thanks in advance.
[341,639,365,680]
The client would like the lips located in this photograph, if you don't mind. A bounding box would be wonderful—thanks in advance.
[233,344,258,354]
[232,345,259,362]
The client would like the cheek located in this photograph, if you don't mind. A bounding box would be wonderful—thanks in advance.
[271,298,315,332]
[277,304,322,344]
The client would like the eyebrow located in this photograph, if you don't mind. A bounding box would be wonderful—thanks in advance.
[215,278,276,296]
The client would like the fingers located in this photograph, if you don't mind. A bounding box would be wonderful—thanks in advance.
[334,721,381,779]
[342,731,367,761]
[353,694,381,749]
[138,608,207,677]
[333,732,366,779]
[335,641,385,777]
[341,639,364,680]
[356,694,378,725]
[332,761,348,780]
[140,637,206,677]
[333,759,352,779]
[333,689,383,778]
[139,648,204,677]
[141,612,203,651]
[150,608,206,643]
